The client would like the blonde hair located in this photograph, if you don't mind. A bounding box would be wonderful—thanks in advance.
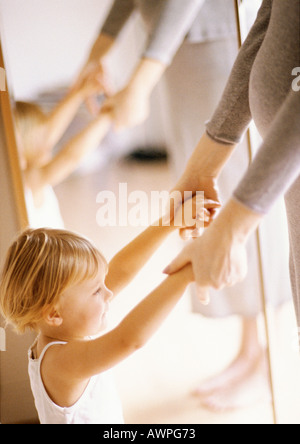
[0,228,107,334]
[14,101,47,157]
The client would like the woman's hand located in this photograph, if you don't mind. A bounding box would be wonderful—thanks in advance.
[164,220,248,305]
[167,133,237,235]
[169,175,221,239]
[171,194,213,232]
[164,198,262,305]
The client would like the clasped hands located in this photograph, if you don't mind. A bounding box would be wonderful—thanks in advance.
[164,182,254,306]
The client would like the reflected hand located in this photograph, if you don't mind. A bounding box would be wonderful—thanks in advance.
[73,33,115,115]
[101,86,150,131]
[78,62,113,115]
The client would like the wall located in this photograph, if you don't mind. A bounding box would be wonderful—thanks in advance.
[0,0,167,155]
[0,0,113,99]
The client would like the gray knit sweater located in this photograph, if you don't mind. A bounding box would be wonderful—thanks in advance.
[102,0,299,214]
[206,0,300,214]
[101,0,236,65]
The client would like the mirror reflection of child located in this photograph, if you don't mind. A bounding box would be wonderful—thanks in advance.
[0,196,211,424]
[14,76,111,228]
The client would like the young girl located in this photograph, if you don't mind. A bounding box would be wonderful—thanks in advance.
[14,77,111,228]
[0,197,211,424]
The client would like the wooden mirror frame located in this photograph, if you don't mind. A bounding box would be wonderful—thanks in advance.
[0,42,28,229]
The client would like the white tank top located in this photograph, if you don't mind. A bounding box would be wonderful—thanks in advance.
[25,186,65,229]
[28,340,124,424]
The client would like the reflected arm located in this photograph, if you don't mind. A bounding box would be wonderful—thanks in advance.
[25,112,111,192]
[42,88,88,150]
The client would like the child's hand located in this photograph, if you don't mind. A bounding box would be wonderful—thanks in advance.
[172,194,219,239]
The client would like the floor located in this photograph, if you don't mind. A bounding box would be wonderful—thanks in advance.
[55,155,300,425]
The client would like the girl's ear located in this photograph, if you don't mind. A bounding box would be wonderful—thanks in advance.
[43,306,63,327]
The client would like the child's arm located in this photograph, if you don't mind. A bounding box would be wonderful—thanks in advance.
[106,218,177,296]
[42,76,103,150]
[56,264,194,380]
[25,112,111,191]
[106,196,209,296]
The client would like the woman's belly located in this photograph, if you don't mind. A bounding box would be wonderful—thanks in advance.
[249,0,299,137]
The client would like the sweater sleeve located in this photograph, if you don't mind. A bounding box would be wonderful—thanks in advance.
[101,0,136,39]
[205,0,272,144]
[233,90,300,215]
[143,0,205,66]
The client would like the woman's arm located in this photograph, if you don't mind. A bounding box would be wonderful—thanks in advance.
[101,0,205,130]
[57,264,194,380]
[83,33,115,67]
[177,0,271,177]
[101,0,136,41]
[74,0,136,113]
[206,0,272,144]
[78,0,136,77]
[177,132,237,182]
[25,112,111,191]
[170,0,272,219]
[80,0,136,68]
[142,0,205,66]
[168,133,235,227]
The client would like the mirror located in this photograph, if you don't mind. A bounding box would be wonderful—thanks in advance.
[0,0,299,425]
